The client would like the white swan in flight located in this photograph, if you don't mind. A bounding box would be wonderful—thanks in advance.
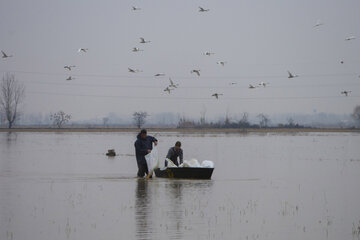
[154,73,165,77]
[78,48,88,53]
[259,81,269,87]
[313,20,323,28]
[64,65,76,71]
[169,78,179,88]
[212,93,223,99]
[190,69,200,76]
[203,51,215,56]
[128,68,142,73]
[341,91,351,96]
[132,47,143,52]
[216,61,226,66]
[164,87,172,94]
[345,36,356,41]
[288,71,298,78]
[199,7,209,12]
[140,37,151,43]
[1,51,13,58]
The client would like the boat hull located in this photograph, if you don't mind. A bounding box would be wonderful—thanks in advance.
[154,167,214,179]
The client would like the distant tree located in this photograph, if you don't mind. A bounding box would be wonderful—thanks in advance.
[50,111,71,128]
[199,105,206,126]
[239,112,250,128]
[103,117,109,127]
[353,105,360,127]
[133,111,148,129]
[0,73,25,128]
[257,113,270,128]
[287,117,295,127]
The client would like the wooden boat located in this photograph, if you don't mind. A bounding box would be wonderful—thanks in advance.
[154,167,214,179]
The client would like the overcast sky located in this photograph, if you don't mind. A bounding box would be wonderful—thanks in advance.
[0,0,359,121]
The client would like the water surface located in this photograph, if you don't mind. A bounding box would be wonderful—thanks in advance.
[1,132,360,240]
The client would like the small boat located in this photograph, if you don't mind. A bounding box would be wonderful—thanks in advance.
[154,167,214,179]
[106,149,116,156]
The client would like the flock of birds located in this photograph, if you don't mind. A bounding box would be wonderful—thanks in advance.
[129,6,356,99]
[1,5,358,100]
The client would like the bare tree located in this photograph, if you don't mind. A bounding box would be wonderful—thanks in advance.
[50,111,71,128]
[199,105,206,126]
[103,117,109,127]
[0,73,25,128]
[133,111,148,129]
[287,117,295,127]
[257,113,270,128]
[353,105,360,127]
[239,112,250,128]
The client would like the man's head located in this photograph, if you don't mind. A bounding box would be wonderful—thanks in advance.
[174,141,181,151]
[140,129,147,139]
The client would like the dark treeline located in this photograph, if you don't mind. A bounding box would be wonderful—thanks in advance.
[178,113,305,129]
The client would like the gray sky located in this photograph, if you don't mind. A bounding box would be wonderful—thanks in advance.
[0,0,359,121]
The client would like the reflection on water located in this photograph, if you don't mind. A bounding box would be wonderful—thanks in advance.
[1,132,360,240]
[136,179,152,240]
[135,179,214,240]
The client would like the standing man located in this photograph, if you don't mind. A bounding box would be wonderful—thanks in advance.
[165,141,183,167]
[134,129,158,178]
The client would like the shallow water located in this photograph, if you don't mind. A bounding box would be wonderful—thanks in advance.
[1,131,360,240]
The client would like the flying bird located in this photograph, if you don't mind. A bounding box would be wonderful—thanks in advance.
[259,81,269,87]
[212,93,223,99]
[132,47,143,52]
[154,73,165,77]
[164,87,172,94]
[313,20,323,28]
[229,82,237,85]
[203,51,215,56]
[288,71,298,78]
[341,91,351,96]
[345,36,356,41]
[78,48,88,53]
[1,51,12,58]
[64,65,76,71]
[128,68,142,73]
[190,69,201,76]
[140,37,151,43]
[66,76,75,81]
[199,7,209,12]
[132,6,141,11]
[249,84,258,89]
[216,61,227,66]
[169,78,179,88]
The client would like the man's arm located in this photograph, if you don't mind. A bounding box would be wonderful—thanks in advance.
[166,148,173,159]
[179,149,183,164]
[152,136,158,146]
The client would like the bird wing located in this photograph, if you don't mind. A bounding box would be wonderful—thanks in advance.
[288,71,293,77]
[1,51,6,57]
[199,7,204,11]
[169,78,174,85]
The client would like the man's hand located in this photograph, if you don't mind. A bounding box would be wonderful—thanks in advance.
[154,141,158,146]
[147,149,152,154]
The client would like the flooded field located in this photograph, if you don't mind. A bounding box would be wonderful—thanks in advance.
[1,131,360,240]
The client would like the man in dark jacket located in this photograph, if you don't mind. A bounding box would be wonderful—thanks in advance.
[134,129,158,177]
[165,141,183,167]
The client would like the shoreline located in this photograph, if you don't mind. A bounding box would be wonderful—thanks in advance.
[0,127,359,133]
